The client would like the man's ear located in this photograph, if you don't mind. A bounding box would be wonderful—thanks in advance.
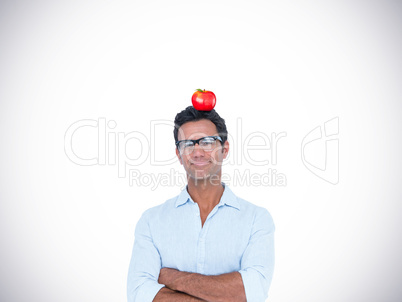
[176,148,183,165]
[222,140,229,159]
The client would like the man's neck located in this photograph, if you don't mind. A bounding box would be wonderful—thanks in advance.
[187,177,224,215]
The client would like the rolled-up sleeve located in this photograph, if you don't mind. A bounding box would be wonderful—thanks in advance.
[239,208,275,302]
[127,211,164,302]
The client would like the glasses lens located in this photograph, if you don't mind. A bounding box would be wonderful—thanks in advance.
[178,137,219,154]
[178,141,194,154]
[199,137,217,150]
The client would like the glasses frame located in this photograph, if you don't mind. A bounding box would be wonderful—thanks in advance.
[175,136,223,154]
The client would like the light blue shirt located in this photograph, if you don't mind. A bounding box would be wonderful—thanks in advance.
[127,185,275,302]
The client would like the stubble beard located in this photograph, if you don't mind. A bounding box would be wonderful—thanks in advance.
[187,166,222,187]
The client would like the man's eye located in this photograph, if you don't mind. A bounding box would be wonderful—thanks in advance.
[200,139,214,146]
[183,142,194,148]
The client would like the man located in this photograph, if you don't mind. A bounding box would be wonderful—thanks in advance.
[127,106,275,301]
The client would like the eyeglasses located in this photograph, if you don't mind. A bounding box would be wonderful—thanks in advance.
[176,136,223,154]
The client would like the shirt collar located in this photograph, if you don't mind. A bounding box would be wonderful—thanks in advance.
[175,187,192,207]
[219,185,240,210]
[175,183,240,210]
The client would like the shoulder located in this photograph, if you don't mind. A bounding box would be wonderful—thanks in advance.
[133,194,181,236]
[239,197,273,217]
[234,194,275,230]
[138,193,180,222]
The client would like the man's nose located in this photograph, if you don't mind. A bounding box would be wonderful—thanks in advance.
[191,144,205,156]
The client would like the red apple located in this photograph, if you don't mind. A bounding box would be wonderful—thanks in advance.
[191,89,216,111]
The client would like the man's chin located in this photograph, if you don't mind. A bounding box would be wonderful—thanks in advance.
[190,172,210,181]
[192,167,211,177]
[188,172,221,186]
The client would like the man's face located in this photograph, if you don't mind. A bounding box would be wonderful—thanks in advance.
[176,119,229,183]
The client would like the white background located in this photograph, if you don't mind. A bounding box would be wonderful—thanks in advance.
[1,1,401,301]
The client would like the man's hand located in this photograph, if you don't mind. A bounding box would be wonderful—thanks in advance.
[158,268,246,302]
[153,287,205,301]
[158,268,190,291]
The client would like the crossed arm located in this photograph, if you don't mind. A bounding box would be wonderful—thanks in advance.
[154,268,246,302]
[127,208,274,302]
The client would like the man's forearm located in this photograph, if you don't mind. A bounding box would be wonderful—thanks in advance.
[153,287,205,301]
[158,268,246,302]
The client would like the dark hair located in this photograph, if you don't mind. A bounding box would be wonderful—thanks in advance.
[173,106,228,144]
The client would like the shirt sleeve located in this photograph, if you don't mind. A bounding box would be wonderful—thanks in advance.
[239,208,275,302]
[127,210,165,302]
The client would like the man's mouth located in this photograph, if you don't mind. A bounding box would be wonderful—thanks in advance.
[190,161,210,166]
